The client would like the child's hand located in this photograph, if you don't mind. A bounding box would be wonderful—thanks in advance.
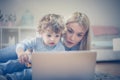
[18,52,29,64]
[18,49,31,64]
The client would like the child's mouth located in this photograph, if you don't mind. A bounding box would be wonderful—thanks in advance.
[49,43,55,46]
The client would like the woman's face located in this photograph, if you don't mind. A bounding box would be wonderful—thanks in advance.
[64,22,86,48]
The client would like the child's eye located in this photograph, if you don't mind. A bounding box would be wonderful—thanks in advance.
[47,34,51,37]
[55,35,60,37]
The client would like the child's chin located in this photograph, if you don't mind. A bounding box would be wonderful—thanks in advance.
[49,44,55,47]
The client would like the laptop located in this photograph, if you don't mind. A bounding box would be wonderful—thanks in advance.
[32,51,97,80]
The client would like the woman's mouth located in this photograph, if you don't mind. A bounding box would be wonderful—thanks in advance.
[66,41,74,45]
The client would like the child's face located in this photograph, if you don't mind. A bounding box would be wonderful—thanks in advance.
[41,29,62,47]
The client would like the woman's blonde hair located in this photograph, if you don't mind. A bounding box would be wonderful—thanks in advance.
[37,14,65,34]
[66,12,90,50]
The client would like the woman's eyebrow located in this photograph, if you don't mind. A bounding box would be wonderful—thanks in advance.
[68,27,85,35]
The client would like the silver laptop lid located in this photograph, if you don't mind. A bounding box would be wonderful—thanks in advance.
[32,51,97,80]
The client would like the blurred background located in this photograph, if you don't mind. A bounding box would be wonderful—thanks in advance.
[0,0,120,61]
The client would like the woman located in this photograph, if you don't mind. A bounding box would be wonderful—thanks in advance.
[0,12,90,80]
[64,12,90,51]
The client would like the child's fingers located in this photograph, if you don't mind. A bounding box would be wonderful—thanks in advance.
[18,49,32,64]
[18,56,24,64]
[25,49,32,63]
[25,62,32,68]
[19,56,25,64]
[23,54,29,63]
[19,54,29,64]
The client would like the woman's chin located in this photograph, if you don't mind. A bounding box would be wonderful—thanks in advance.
[65,44,74,48]
[64,41,75,48]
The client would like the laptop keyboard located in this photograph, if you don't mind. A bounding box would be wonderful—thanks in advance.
[95,72,120,80]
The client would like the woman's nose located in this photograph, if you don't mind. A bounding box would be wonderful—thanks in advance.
[71,34,76,40]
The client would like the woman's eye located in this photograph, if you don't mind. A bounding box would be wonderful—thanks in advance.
[67,29,73,33]
[77,34,83,37]
[47,34,51,37]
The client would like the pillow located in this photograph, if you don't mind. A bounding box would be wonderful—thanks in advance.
[92,26,119,36]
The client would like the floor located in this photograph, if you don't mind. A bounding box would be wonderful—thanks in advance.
[96,61,120,76]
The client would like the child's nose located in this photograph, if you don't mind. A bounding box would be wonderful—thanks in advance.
[50,37,55,41]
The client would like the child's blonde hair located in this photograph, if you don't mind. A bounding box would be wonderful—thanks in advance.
[66,12,90,50]
[38,14,65,34]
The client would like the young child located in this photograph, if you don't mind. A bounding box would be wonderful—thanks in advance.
[16,13,65,65]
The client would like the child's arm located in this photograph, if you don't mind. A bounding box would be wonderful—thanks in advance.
[16,38,35,64]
